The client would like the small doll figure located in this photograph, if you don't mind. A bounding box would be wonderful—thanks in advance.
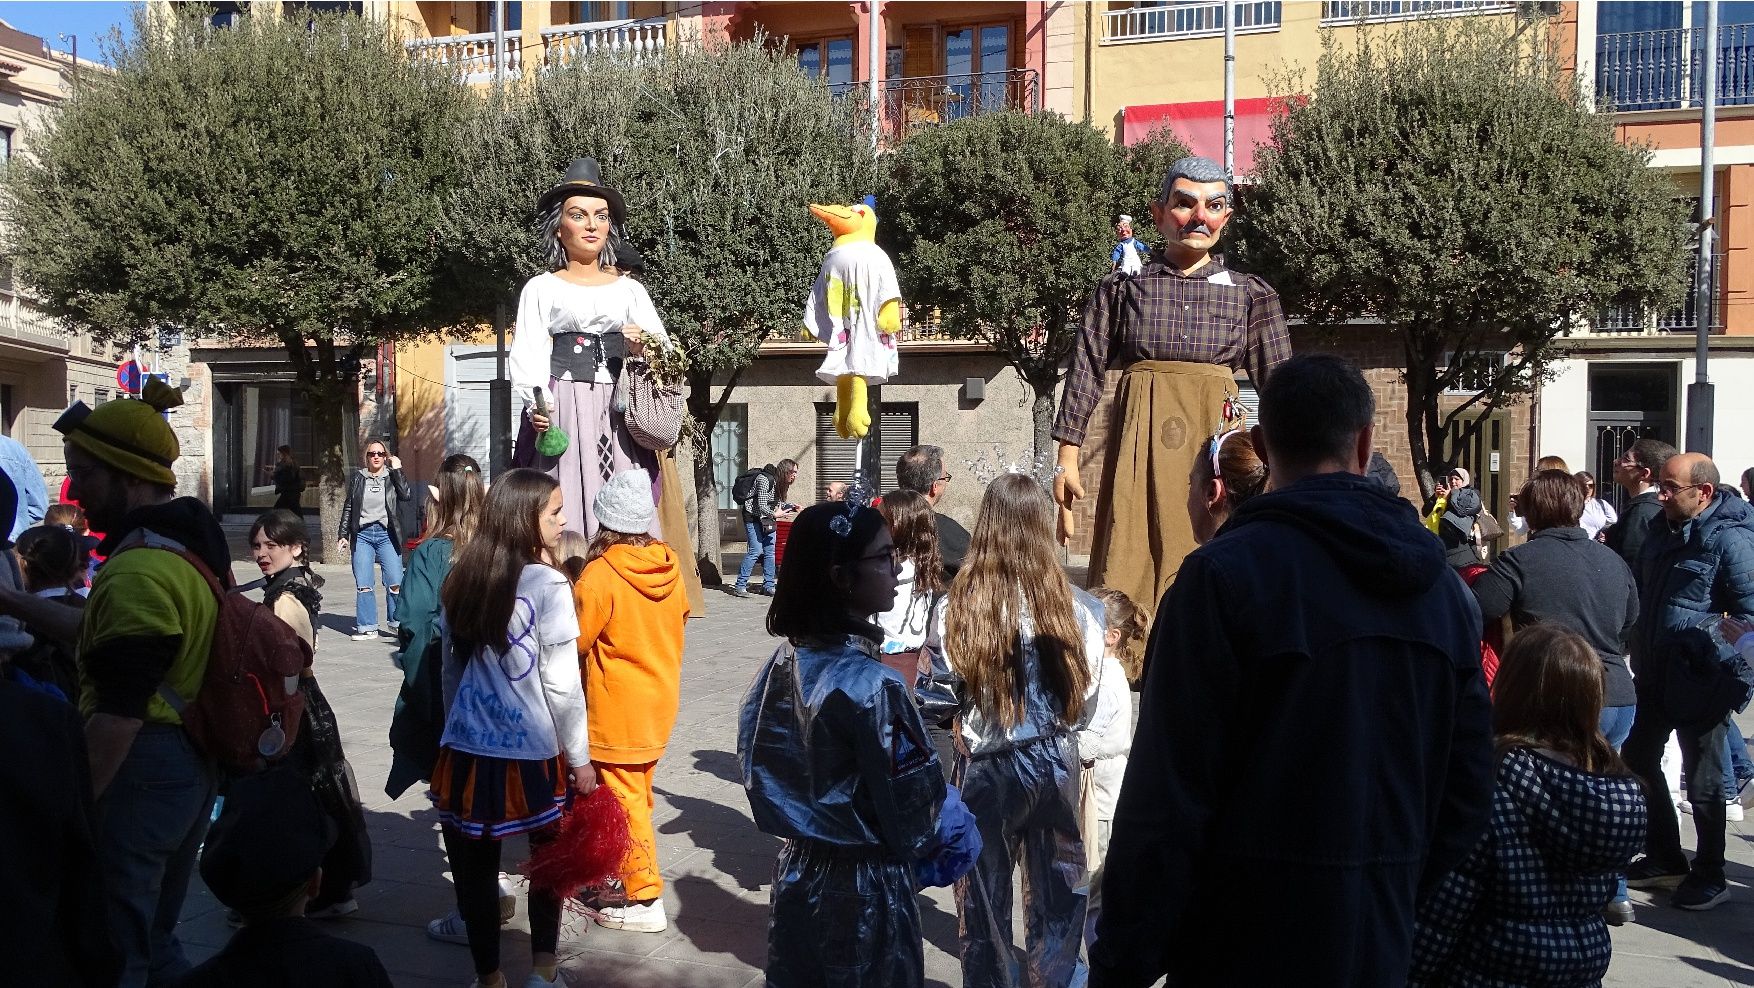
[803,197,902,439]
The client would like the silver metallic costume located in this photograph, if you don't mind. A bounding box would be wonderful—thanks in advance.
[739,635,946,988]
[938,591,1106,988]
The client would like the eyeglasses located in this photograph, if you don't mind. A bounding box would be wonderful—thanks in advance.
[1658,481,1705,496]
[366,450,387,458]
[857,546,897,565]
[937,473,952,483]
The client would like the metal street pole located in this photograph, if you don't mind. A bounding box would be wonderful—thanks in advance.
[58,34,77,97]
[1687,0,1718,455]
[1223,2,1235,179]
[490,0,512,476]
[867,2,880,149]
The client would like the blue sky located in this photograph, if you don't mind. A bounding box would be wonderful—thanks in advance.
[0,2,136,63]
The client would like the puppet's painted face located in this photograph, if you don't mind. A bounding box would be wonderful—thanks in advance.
[1116,221,1133,239]
[1149,178,1232,256]
[556,194,613,263]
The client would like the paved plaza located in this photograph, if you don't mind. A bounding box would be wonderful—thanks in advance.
[170,558,1754,987]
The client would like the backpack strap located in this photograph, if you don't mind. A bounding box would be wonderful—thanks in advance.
[111,530,227,716]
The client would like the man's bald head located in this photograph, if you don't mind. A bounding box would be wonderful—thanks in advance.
[1659,451,1720,523]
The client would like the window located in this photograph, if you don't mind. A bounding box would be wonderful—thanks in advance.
[886,44,903,79]
[476,1,522,33]
[815,403,918,494]
[796,37,855,87]
[944,24,1010,118]
[575,1,630,21]
[210,1,246,28]
[0,126,12,161]
[711,404,749,511]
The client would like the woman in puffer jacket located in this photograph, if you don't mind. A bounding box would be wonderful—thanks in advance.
[1410,624,1647,987]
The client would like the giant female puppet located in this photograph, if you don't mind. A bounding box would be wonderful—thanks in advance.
[1052,156,1291,615]
[510,157,669,538]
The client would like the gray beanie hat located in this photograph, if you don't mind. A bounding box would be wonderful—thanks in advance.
[594,468,655,535]
[1446,486,1482,518]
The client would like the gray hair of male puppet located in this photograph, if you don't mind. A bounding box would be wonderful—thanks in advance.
[537,199,620,272]
[1156,155,1232,205]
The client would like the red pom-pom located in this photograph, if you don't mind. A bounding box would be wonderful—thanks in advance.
[523,786,633,899]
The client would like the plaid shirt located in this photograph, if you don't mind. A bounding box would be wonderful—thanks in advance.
[1052,254,1292,446]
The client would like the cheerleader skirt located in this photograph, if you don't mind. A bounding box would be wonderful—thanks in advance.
[428,747,570,839]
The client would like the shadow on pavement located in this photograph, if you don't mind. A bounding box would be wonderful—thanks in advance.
[689,748,741,785]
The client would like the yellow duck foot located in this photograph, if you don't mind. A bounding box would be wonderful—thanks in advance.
[835,376,871,439]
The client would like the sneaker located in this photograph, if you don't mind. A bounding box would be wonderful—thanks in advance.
[1731,801,1747,823]
[427,883,517,945]
[521,973,566,987]
[588,898,668,933]
[1625,856,1689,889]
[305,896,359,920]
[350,629,379,641]
[726,586,751,598]
[1673,875,1731,911]
[1601,899,1635,926]
[752,584,775,596]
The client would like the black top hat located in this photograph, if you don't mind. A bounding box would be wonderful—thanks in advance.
[538,157,626,226]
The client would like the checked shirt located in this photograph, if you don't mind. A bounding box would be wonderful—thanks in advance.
[1051,253,1291,447]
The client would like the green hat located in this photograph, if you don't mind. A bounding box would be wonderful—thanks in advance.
[54,377,182,486]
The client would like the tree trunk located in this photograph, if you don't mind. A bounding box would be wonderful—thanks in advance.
[287,335,355,564]
[1031,386,1056,465]
[1404,334,1450,504]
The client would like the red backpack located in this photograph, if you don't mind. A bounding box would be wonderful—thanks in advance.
[113,532,312,774]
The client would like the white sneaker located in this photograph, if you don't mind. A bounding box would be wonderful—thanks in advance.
[589,898,668,933]
[521,973,566,987]
[350,629,379,641]
[426,882,518,944]
[1730,801,1746,823]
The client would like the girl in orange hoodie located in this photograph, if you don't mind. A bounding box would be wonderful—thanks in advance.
[574,468,690,933]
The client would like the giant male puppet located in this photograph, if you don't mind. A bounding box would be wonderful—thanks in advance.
[1053,156,1291,614]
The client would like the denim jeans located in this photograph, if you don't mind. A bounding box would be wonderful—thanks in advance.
[736,520,776,591]
[1624,696,1734,883]
[1721,719,1754,795]
[1600,704,1637,903]
[351,522,403,632]
[97,725,217,988]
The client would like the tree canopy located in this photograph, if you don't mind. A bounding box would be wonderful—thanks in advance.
[2,7,476,494]
[879,111,1186,454]
[1234,14,1691,493]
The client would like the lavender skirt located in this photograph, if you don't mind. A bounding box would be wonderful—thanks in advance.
[513,377,663,539]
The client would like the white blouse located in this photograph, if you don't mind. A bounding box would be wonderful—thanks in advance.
[507,272,670,414]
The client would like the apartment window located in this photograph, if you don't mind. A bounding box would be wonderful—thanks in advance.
[476,1,523,33]
[575,1,630,20]
[796,37,855,87]
[0,126,12,161]
[210,1,246,28]
[944,24,1010,118]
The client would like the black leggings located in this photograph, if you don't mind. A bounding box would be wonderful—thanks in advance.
[441,823,560,976]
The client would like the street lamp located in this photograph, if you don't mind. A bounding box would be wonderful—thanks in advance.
[57,34,78,97]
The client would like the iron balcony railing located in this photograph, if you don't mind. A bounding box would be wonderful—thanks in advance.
[1319,0,1510,24]
[1102,2,1282,44]
[1595,253,1723,335]
[1596,24,1754,111]
[832,68,1041,143]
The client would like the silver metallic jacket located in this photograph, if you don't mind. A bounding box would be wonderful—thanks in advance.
[738,635,945,858]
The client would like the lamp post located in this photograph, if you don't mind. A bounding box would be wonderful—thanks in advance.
[57,34,77,97]
[1687,0,1719,455]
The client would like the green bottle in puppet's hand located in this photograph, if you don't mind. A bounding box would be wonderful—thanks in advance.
[533,387,571,458]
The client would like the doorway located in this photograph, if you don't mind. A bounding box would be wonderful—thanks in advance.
[1587,362,1678,515]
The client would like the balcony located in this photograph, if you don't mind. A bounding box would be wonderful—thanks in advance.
[404,31,522,83]
[0,294,69,353]
[1596,24,1754,112]
[541,18,667,67]
[1102,2,1283,44]
[404,18,667,82]
[833,68,1041,144]
[1319,0,1510,25]
[1592,253,1722,336]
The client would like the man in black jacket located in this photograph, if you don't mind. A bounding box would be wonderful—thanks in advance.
[1605,437,1676,567]
[895,444,970,580]
[1090,354,1493,988]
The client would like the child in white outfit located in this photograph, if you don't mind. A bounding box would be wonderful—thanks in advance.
[1080,587,1146,948]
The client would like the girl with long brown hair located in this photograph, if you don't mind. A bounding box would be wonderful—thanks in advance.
[937,472,1103,988]
[876,489,943,657]
[430,468,591,988]
[1410,625,1646,986]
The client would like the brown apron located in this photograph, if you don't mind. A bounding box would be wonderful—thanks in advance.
[1087,360,1240,617]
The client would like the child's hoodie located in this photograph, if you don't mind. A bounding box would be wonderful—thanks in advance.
[574,541,690,763]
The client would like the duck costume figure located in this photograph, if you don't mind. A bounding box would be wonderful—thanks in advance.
[804,197,902,440]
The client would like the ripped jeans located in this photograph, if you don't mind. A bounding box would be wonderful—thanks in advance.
[351,523,403,633]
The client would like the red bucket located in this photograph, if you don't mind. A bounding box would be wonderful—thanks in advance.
[774,517,794,573]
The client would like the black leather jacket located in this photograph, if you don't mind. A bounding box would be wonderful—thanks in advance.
[339,467,412,545]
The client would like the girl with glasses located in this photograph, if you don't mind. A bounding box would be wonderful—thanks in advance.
[1575,471,1619,541]
[337,439,412,641]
